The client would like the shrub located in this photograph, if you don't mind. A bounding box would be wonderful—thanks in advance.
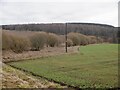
[97,37,103,43]
[67,39,73,47]
[30,33,47,51]
[68,32,91,46]
[10,36,30,53]
[2,32,11,50]
[47,33,59,47]
[2,32,30,53]
[78,34,89,45]
[56,36,63,47]
[85,36,92,44]
[68,32,80,46]
[59,35,65,43]
[88,36,97,44]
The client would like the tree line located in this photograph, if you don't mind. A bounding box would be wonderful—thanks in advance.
[2,23,118,43]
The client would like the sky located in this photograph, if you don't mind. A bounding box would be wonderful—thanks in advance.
[0,0,119,27]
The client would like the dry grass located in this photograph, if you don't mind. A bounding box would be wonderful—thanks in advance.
[2,46,79,63]
[2,63,67,88]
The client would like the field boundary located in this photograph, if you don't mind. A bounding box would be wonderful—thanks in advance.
[3,51,78,63]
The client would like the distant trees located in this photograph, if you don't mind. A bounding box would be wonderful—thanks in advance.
[2,23,118,43]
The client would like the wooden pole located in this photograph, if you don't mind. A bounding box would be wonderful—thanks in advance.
[65,23,68,53]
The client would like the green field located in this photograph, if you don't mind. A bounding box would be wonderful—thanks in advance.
[8,44,118,88]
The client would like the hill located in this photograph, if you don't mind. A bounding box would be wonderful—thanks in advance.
[2,23,118,43]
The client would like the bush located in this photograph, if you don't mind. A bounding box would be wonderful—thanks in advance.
[85,36,92,44]
[47,33,59,47]
[2,32,30,53]
[30,33,47,51]
[2,32,11,50]
[10,36,30,53]
[68,32,80,46]
[68,32,91,46]
[78,34,89,45]
[97,37,104,43]
[67,32,104,46]
[56,36,63,47]
[67,39,73,47]
[88,36,97,44]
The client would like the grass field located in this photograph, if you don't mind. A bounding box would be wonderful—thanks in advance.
[8,44,118,88]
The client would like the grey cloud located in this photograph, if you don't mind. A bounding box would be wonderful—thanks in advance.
[0,1,118,26]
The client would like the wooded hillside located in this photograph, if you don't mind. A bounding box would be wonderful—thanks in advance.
[2,23,118,43]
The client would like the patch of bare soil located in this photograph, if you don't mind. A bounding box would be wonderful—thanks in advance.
[3,46,79,62]
[2,63,67,88]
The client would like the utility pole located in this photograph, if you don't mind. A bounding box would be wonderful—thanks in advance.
[65,23,68,53]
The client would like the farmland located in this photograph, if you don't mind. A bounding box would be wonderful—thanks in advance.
[8,44,118,88]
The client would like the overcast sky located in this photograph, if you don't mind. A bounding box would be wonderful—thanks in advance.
[0,0,119,27]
